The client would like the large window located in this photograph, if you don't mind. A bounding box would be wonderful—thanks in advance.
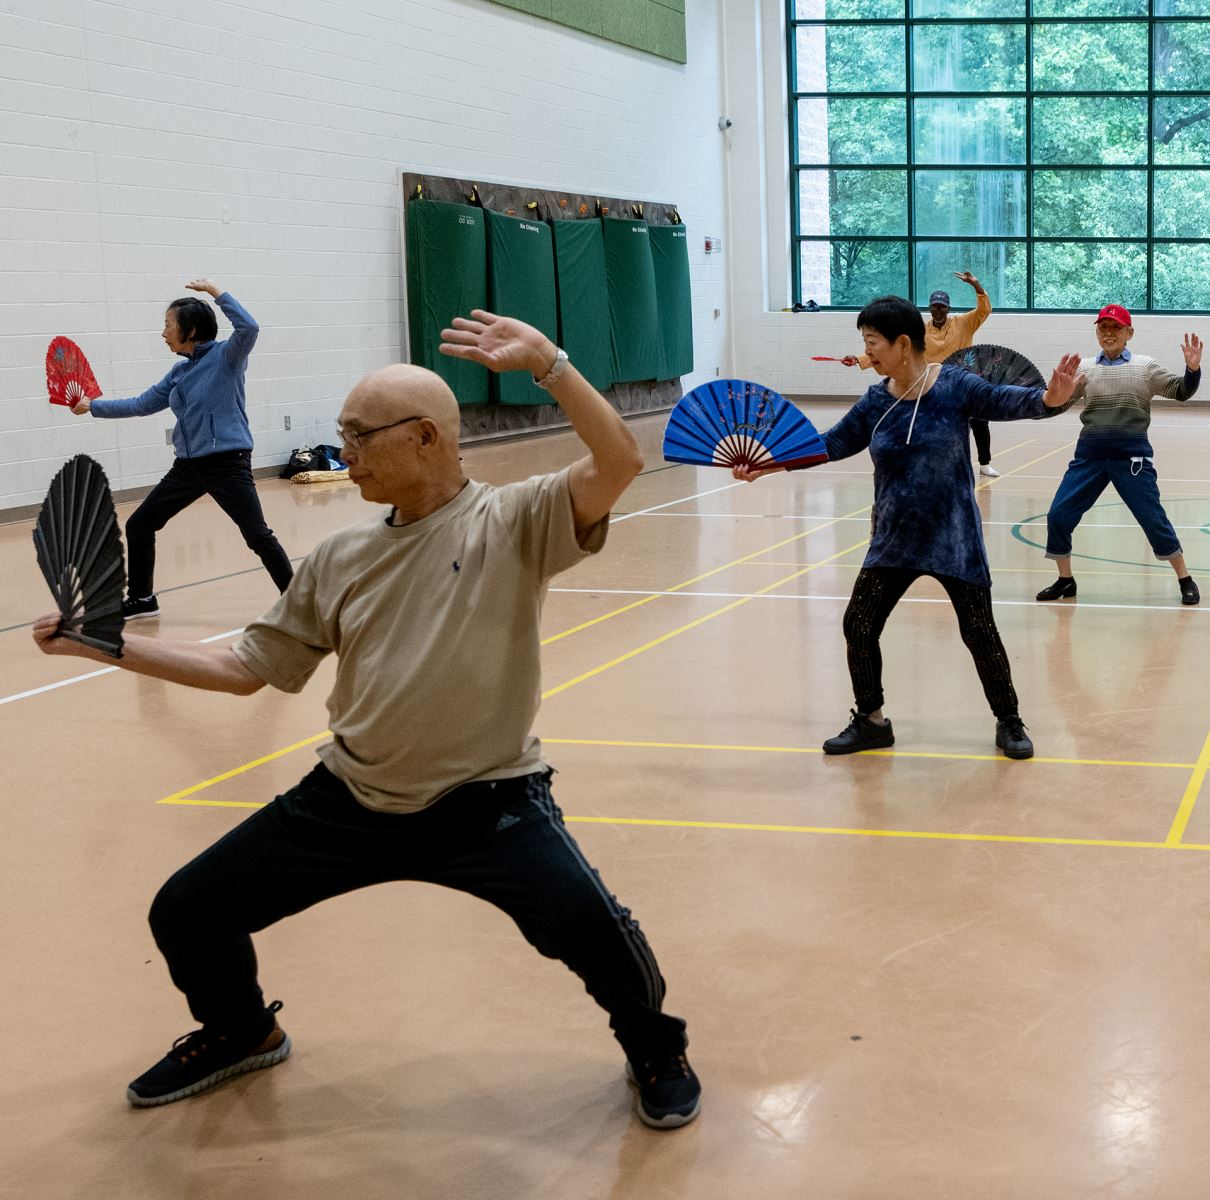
[790,0,1210,311]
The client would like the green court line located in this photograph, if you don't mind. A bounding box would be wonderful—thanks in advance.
[1012,500,1210,572]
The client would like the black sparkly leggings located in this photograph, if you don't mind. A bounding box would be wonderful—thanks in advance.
[843,567,1020,720]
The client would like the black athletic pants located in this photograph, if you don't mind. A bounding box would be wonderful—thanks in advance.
[148,764,687,1063]
[125,449,293,597]
[970,418,992,466]
[842,567,1020,720]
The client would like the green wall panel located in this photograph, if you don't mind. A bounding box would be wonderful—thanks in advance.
[486,210,559,407]
[552,220,614,393]
[488,0,686,63]
[405,200,489,408]
[649,224,694,379]
[602,218,663,383]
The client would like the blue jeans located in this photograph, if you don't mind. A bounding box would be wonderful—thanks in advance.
[148,765,687,1062]
[1045,456,1181,560]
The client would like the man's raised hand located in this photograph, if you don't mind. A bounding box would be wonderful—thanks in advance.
[1043,353,1084,409]
[1182,333,1203,372]
[439,310,552,377]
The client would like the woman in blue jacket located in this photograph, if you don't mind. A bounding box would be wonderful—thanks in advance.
[71,279,293,618]
[736,296,1082,760]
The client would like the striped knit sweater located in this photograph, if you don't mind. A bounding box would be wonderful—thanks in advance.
[1055,354,1201,458]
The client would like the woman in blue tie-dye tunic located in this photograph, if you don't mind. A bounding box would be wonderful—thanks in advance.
[736,296,1082,761]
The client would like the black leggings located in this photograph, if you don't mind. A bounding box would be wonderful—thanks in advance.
[843,567,1019,720]
[126,449,293,597]
[970,418,991,466]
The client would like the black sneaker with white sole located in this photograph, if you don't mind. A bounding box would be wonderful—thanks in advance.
[121,594,160,621]
[126,1001,291,1107]
[626,1052,702,1129]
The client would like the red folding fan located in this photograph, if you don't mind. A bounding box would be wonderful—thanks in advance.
[46,337,102,407]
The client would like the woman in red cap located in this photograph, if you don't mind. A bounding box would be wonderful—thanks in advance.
[1036,304,1203,605]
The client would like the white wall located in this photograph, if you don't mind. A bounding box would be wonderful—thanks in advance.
[1,0,728,511]
[719,0,1206,402]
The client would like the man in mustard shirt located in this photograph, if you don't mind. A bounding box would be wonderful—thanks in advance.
[838,271,997,473]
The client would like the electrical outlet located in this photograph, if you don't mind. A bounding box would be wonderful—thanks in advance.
[284,415,291,431]
[164,428,173,445]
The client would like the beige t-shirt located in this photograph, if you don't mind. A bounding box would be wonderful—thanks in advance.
[233,468,606,813]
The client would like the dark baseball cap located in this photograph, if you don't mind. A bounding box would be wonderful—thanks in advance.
[929,290,951,307]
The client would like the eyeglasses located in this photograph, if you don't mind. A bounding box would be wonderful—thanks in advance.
[335,415,422,452]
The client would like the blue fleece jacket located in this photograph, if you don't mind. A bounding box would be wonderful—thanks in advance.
[823,365,1054,587]
[89,292,259,459]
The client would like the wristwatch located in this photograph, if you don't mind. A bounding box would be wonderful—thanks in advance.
[533,347,570,390]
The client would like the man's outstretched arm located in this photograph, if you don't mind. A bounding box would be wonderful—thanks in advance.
[32,615,266,695]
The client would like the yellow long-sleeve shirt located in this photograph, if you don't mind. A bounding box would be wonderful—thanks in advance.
[858,291,992,368]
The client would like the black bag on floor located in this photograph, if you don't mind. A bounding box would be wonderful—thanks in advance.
[281,444,346,479]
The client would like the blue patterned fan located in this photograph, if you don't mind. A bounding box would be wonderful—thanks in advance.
[663,379,829,472]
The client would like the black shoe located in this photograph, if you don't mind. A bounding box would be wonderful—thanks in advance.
[121,594,160,621]
[626,1052,701,1129]
[822,709,895,755]
[127,1002,291,1107]
[1179,576,1200,606]
[995,716,1034,760]
[1035,577,1076,602]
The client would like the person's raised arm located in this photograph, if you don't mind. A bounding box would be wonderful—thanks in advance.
[32,616,265,695]
[1148,333,1203,400]
[188,278,260,366]
[954,271,992,332]
[439,311,643,539]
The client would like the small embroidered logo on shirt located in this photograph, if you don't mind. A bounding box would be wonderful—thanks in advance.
[452,560,460,573]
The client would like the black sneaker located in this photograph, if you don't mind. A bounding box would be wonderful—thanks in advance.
[1035,577,1076,602]
[626,1052,701,1129]
[126,1002,291,1107]
[1179,576,1200,606]
[121,594,160,621]
[995,716,1034,760]
[822,709,895,755]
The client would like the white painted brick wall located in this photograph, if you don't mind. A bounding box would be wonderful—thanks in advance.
[2,0,727,511]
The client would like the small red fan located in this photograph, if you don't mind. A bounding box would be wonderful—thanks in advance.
[46,337,102,408]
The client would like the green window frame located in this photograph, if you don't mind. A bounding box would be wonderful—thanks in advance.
[789,0,1210,313]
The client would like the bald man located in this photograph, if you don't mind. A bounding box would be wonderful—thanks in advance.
[33,311,701,1130]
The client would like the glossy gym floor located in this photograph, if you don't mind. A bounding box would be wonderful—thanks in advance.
[3,402,1210,1199]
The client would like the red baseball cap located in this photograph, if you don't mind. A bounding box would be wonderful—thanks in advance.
[1095,304,1133,328]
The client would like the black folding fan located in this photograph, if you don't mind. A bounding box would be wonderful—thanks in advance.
[32,455,125,658]
[944,343,1045,389]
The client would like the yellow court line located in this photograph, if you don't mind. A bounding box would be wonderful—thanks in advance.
[541,536,871,699]
[155,436,1073,810]
[563,814,1178,851]
[1165,730,1210,845]
[541,503,874,646]
[157,730,1197,810]
[546,431,1056,648]
[974,438,1075,487]
[158,733,331,805]
[541,737,1196,771]
[148,799,1202,855]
